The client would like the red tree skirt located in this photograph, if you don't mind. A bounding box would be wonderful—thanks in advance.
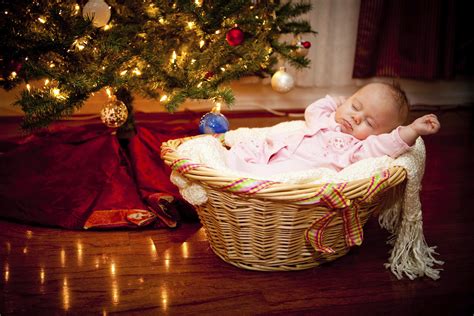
[0,116,200,230]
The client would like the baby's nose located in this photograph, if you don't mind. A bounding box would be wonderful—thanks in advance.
[352,114,361,124]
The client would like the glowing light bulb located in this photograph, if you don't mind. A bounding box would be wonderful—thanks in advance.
[160,95,168,102]
[38,17,46,24]
[214,102,222,112]
[170,51,177,64]
[52,88,61,96]
[132,68,142,76]
[105,87,113,98]
[76,43,85,50]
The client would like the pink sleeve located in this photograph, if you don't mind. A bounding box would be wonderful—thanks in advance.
[350,127,411,162]
[304,95,338,130]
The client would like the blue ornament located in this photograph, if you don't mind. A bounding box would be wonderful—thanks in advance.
[199,111,229,134]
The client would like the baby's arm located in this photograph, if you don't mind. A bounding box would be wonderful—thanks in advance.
[351,115,439,162]
[398,114,440,146]
[305,96,339,129]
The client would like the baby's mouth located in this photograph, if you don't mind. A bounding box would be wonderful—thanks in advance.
[341,119,352,131]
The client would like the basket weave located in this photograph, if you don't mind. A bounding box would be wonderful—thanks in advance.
[161,135,407,271]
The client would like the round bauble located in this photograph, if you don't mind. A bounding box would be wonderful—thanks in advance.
[271,67,294,93]
[100,99,128,128]
[199,112,229,134]
[293,41,311,57]
[204,71,215,80]
[83,0,111,28]
[294,46,308,57]
[9,60,23,73]
[226,27,245,46]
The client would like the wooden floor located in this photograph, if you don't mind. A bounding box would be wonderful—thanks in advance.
[1,107,474,315]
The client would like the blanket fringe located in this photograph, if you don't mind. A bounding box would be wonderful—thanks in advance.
[380,137,443,280]
[381,215,444,280]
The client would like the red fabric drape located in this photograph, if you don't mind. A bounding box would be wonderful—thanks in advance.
[0,125,148,229]
[0,115,201,229]
[353,0,459,80]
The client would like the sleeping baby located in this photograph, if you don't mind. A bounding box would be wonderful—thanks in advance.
[225,82,440,177]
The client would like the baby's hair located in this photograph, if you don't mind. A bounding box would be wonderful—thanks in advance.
[381,81,410,125]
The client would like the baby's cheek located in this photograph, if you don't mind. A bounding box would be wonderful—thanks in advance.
[353,128,369,140]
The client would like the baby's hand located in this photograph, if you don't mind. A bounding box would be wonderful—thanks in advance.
[411,114,440,135]
[333,96,347,106]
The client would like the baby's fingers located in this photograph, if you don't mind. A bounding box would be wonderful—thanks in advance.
[425,114,440,132]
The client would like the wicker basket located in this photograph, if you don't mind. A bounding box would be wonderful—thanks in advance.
[161,135,407,271]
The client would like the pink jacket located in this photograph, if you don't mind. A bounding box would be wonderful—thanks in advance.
[226,95,410,176]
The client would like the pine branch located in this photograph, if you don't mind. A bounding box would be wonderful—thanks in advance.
[1,0,316,130]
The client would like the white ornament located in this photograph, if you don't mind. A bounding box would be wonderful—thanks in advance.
[83,0,111,28]
[100,99,128,128]
[271,67,294,93]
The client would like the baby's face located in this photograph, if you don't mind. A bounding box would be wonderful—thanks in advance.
[335,84,401,140]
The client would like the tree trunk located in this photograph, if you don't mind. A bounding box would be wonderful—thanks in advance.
[115,87,136,140]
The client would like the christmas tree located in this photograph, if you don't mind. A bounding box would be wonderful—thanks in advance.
[0,0,315,137]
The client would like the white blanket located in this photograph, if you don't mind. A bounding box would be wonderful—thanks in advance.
[170,121,443,280]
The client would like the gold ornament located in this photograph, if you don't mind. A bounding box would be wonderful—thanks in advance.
[100,99,128,128]
[294,43,309,57]
[271,67,294,93]
[291,36,311,57]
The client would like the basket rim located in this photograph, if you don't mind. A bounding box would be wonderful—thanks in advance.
[161,134,407,201]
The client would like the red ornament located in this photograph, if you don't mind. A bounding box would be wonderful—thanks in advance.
[302,41,311,49]
[9,60,23,73]
[204,71,215,80]
[226,27,245,46]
